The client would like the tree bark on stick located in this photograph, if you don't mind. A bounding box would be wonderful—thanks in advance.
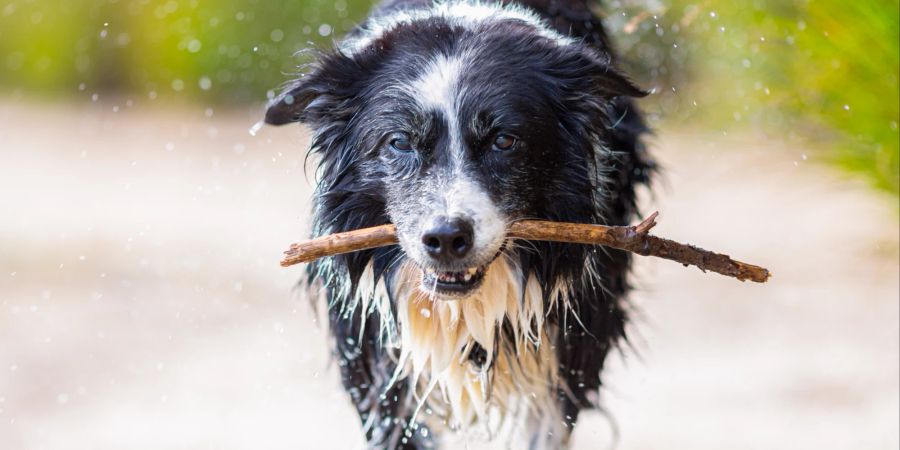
[280,212,771,283]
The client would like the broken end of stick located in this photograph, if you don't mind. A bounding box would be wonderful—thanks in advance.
[736,263,772,283]
[280,244,303,267]
[634,211,659,235]
[741,266,772,283]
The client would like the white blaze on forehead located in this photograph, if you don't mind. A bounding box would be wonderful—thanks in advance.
[412,54,463,113]
[342,0,574,55]
[412,54,465,165]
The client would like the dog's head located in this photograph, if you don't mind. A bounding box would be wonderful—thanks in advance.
[267,4,646,299]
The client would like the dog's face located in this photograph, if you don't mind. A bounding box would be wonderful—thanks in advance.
[267,12,644,298]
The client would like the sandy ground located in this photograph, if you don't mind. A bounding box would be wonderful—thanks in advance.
[0,100,897,450]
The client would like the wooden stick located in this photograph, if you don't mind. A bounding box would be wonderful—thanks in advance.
[281,224,399,267]
[281,212,771,283]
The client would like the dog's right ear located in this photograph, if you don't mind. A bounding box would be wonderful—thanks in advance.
[264,52,366,126]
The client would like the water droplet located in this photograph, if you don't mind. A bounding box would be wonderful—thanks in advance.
[187,39,202,53]
[248,121,264,136]
[270,29,284,42]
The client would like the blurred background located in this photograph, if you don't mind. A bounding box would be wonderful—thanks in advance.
[1,0,897,449]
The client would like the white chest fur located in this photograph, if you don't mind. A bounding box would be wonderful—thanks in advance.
[355,257,570,447]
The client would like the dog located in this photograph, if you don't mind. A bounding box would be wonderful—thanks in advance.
[265,0,653,447]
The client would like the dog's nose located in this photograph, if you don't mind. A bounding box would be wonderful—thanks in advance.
[421,216,474,261]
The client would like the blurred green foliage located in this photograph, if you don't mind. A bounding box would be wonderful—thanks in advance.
[0,0,897,194]
[609,0,899,195]
[0,0,371,103]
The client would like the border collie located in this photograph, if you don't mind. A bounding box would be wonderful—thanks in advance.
[265,0,653,447]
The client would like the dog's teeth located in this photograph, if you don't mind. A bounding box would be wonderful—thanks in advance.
[463,273,472,282]
[467,267,477,275]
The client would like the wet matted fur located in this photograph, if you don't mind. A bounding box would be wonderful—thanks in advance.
[265,0,653,448]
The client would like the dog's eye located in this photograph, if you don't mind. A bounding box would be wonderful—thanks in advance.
[492,134,518,151]
[389,134,413,152]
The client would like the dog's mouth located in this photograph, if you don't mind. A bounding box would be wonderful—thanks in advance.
[420,265,488,296]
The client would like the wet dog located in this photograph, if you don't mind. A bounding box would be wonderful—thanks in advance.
[265,0,652,447]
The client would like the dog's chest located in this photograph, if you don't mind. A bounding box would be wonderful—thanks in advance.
[369,259,567,444]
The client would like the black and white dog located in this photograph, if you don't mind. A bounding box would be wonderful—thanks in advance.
[265,0,653,447]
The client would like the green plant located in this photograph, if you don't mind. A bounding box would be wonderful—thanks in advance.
[609,0,899,194]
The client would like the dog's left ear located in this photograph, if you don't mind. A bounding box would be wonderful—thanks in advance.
[592,65,648,99]
[574,47,649,99]
[264,51,367,126]
[264,75,319,126]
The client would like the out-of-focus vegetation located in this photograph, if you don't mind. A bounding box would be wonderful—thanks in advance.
[0,0,371,103]
[1,0,897,194]
[609,0,899,195]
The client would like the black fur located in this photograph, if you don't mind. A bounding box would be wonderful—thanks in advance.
[266,0,653,447]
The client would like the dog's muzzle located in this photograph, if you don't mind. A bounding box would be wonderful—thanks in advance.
[416,215,493,297]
